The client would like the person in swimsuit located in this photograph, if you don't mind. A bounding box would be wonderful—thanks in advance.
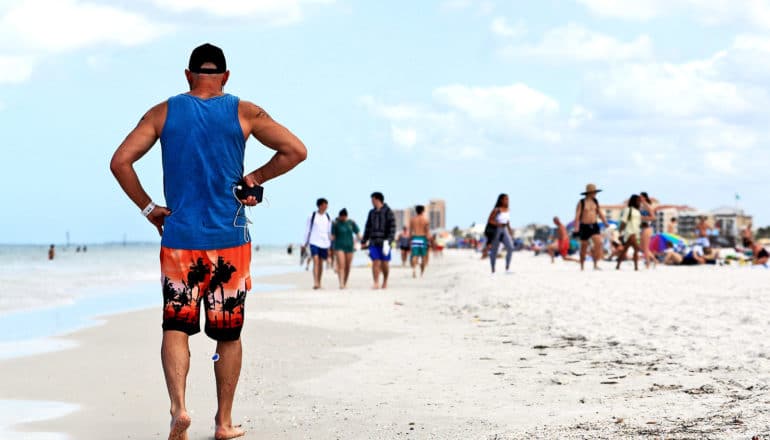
[487,193,515,274]
[547,217,577,263]
[639,192,657,269]
[409,205,431,278]
[331,208,361,289]
[616,194,642,271]
[397,226,411,266]
[110,43,306,440]
[753,242,769,266]
[575,183,609,271]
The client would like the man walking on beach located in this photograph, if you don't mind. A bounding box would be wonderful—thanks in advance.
[575,184,609,271]
[547,217,576,264]
[303,198,332,290]
[110,43,306,440]
[362,192,396,289]
[409,205,431,278]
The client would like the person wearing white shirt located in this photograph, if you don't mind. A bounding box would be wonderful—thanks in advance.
[303,198,332,289]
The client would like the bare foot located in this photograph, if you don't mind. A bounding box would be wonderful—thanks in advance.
[381,282,388,290]
[215,424,245,440]
[372,284,380,290]
[312,285,320,290]
[169,412,191,440]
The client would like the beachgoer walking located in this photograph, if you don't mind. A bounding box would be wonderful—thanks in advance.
[616,194,642,271]
[397,226,411,266]
[409,205,431,278]
[331,208,361,289]
[110,43,306,440]
[547,217,576,263]
[287,244,293,255]
[640,192,657,269]
[48,244,55,261]
[486,193,514,274]
[575,184,609,271]
[361,192,396,289]
[304,198,332,290]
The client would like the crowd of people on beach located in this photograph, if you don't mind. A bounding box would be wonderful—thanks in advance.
[297,192,437,290]
[531,184,769,271]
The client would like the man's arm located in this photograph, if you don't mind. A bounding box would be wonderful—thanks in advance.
[109,103,171,236]
[240,102,307,200]
[386,208,396,241]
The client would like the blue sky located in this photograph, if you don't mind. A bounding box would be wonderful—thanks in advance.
[1,0,769,245]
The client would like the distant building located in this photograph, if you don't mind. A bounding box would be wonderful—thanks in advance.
[711,206,752,243]
[393,208,413,232]
[428,199,446,231]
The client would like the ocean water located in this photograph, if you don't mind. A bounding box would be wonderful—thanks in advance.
[0,243,303,351]
[0,243,304,438]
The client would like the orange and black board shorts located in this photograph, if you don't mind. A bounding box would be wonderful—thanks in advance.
[160,243,251,341]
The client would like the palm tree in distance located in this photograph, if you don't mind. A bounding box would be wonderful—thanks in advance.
[208,256,237,328]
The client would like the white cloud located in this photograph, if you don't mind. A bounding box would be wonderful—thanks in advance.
[391,126,418,149]
[152,0,333,24]
[569,105,594,129]
[362,82,562,159]
[502,23,652,62]
[441,0,495,15]
[0,55,35,84]
[704,151,737,174]
[434,83,562,142]
[576,0,770,28]
[0,0,172,52]
[490,17,525,38]
[584,57,764,119]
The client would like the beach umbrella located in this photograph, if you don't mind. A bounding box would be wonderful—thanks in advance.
[649,233,686,252]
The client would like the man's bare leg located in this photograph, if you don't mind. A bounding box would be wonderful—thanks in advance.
[381,261,390,289]
[312,255,322,289]
[214,339,245,440]
[162,331,192,440]
[579,241,588,271]
[410,255,417,278]
[592,235,603,270]
[372,260,381,289]
[420,256,427,276]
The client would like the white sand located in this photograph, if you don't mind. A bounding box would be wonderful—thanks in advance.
[3,250,770,439]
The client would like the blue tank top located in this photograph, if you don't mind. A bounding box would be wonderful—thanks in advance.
[159,93,248,250]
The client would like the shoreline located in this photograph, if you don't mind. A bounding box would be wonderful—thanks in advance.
[4,250,770,439]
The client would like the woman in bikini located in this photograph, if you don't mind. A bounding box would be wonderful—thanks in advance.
[639,192,657,269]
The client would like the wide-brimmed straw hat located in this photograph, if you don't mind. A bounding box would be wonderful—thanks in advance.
[581,183,602,195]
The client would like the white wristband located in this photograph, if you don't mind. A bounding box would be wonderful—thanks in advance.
[141,202,156,217]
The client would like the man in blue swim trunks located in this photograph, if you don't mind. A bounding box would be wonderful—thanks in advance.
[362,192,396,289]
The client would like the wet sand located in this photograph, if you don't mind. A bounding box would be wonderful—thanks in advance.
[3,250,770,439]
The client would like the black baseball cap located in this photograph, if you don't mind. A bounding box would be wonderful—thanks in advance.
[188,43,227,74]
